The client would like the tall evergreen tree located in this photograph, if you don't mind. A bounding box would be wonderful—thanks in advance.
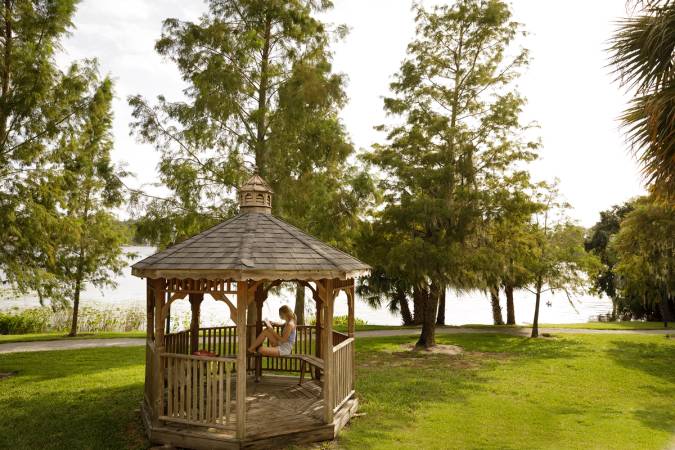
[365,0,535,347]
[43,70,129,336]
[129,0,373,324]
[0,0,110,299]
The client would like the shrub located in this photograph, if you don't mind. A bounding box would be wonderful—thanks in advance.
[307,315,368,327]
[0,308,50,334]
[0,305,146,334]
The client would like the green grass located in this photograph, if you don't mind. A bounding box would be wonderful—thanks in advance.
[539,321,670,330]
[0,320,668,345]
[0,331,145,344]
[0,334,673,449]
[456,322,669,330]
[342,333,675,449]
[0,346,147,449]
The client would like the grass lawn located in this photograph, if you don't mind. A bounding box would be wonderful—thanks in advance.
[0,334,673,449]
[538,321,670,330]
[0,331,146,344]
[1,321,668,345]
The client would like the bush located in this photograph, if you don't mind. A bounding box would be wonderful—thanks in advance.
[0,305,146,335]
[0,308,50,334]
[307,315,368,327]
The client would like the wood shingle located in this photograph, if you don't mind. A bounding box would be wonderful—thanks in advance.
[131,212,371,280]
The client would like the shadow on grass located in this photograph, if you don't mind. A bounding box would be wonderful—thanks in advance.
[342,333,585,449]
[605,339,675,435]
[0,347,147,449]
[0,382,148,450]
[0,346,145,382]
[606,339,675,384]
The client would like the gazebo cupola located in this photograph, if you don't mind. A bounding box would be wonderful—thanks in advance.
[238,173,273,213]
[132,172,370,449]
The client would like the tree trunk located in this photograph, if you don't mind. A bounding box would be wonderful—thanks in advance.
[68,281,81,337]
[189,293,203,354]
[436,287,446,325]
[0,0,12,144]
[416,283,439,349]
[659,295,674,328]
[489,285,504,325]
[294,283,305,325]
[395,286,414,325]
[254,14,272,174]
[531,277,543,338]
[504,283,515,325]
[165,306,171,335]
[413,286,425,325]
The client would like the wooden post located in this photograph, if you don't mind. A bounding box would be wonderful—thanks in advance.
[255,285,266,382]
[150,278,166,425]
[313,289,323,380]
[347,282,355,338]
[146,280,154,342]
[165,294,171,336]
[322,279,335,423]
[236,280,248,439]
[347,283,356,392]
[144,279,154,416]
[189,293,204,354]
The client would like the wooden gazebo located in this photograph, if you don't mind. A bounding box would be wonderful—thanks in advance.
[131,174,370,449]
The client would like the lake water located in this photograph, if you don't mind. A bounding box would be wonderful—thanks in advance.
[1,246,613,327]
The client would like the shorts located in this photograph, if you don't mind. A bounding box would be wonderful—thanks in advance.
[278,342,292,356]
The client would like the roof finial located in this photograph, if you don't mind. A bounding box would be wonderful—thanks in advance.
[239,172,273,214]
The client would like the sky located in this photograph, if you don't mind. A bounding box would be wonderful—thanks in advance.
[58,0,645,228]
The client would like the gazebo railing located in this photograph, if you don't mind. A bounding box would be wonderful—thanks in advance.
[164,329,190,354]
[331,337,355,412]
[159,352,236,429]
[163,325,321,373]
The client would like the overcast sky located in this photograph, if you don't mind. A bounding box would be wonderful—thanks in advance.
[58,0,644,228]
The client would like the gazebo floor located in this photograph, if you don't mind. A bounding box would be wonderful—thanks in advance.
[142,375,358,450]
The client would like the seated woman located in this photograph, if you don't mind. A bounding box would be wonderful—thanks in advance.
[247,305,297,356]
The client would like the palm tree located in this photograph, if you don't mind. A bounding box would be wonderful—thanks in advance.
[609,0,675,199]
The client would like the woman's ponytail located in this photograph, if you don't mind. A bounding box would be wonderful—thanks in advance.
[279,305,296,322]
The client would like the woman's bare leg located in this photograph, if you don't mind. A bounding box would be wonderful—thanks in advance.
[248,329,279,352]
[258,345,280,356]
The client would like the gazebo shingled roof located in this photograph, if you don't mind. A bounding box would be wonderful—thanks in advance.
[132,174,370,280]
[131,201,370,280]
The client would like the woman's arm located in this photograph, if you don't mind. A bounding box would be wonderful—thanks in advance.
[277,322,294,343]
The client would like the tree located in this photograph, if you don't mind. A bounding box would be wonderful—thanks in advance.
[42,70,129,336]
[472,173,540,325]
[609,0,675,199]
[585,201,635,318]
[611,196,674,325]
[0,0,111,301]
[129,0,373,323]
[524,185,600,338]
[365,0,535,348]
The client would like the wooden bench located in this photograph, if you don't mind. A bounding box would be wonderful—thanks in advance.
[253,353,324,384]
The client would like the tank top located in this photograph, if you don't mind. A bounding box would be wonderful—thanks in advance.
[286,322,297,345]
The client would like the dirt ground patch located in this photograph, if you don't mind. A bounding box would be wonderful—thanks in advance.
[400,343,464,356]
[0,371,17,380]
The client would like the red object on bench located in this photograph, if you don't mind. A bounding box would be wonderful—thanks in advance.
[192,350,218,357]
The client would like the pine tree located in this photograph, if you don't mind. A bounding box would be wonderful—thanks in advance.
[44,70,129,336]
[129,0,374,325]
[0,0,112,299]
[366,0,535,347]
